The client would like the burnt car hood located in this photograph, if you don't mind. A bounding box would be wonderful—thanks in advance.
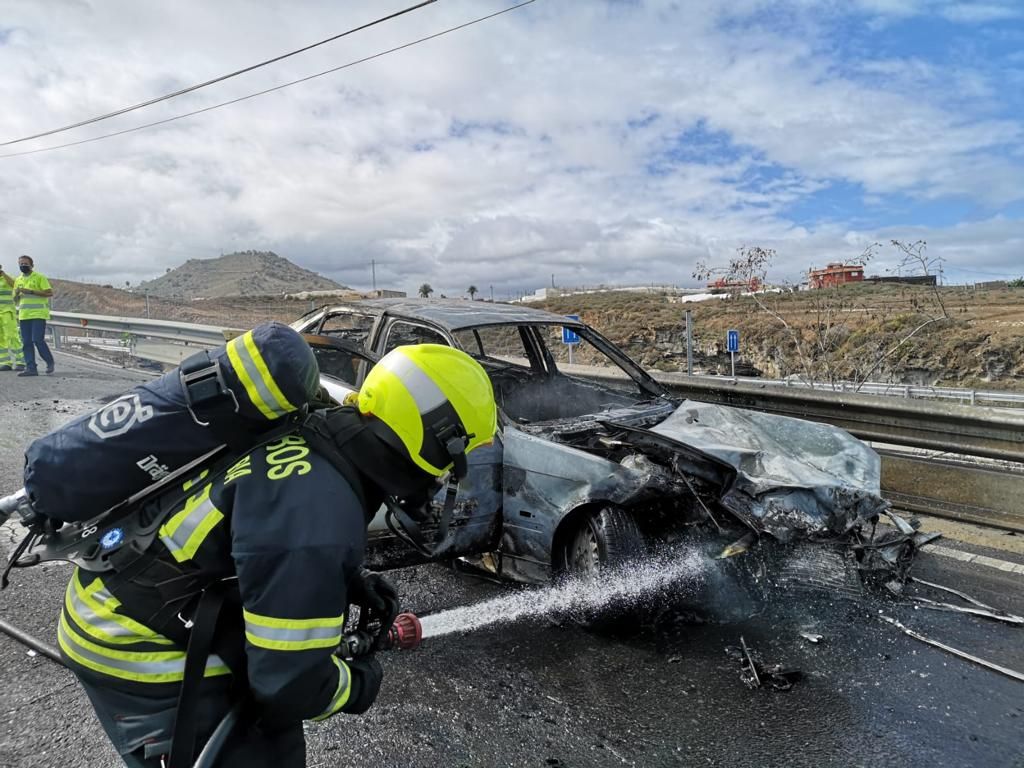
[644,400,888,540]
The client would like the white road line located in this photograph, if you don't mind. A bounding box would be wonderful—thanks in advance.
[927,544,1024,576]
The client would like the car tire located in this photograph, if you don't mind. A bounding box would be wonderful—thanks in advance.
[561,506,646,629]
[566,506,645,576]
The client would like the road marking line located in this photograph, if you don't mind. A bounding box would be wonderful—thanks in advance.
[928,544,1024,576]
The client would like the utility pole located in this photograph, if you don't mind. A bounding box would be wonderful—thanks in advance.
[489,284,494,302]
[144,290,151,319]
[371,259,376,292]
[685,310,693,376]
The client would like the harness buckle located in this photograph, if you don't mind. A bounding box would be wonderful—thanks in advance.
[179,352,239,426]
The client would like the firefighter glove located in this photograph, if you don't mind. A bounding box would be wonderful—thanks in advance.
[342,655,383,715]
[350,568,400,650]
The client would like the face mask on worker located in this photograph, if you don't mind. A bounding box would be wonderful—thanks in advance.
[19,264,31,275]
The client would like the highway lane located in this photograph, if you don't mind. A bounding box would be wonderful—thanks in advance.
[1,360,1022,768]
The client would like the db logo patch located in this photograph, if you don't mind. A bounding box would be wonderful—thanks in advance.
[100,528,125,550]
[88,394,155,439]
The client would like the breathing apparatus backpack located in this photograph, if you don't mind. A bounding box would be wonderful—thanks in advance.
[0,321,323,584]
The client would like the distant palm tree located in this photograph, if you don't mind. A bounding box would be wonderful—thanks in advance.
[418,283,434,298]
[467,285,478,300]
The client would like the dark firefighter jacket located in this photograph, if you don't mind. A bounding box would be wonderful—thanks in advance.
[56,432,369,756]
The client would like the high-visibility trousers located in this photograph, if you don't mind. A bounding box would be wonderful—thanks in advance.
[0,310,25,366]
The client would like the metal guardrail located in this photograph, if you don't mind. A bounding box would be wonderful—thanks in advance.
[686,372,1024,408]
[49,311,229,346]
[582,371,1024,464]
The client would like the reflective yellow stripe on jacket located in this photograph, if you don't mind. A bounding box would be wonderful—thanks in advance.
[159,481,223,563]
[242,609,345,652]
[225,330,296,419]
[59,571,230,685]
[312,656,353,720]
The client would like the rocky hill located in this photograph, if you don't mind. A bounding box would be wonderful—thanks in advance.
[139,251,344,298]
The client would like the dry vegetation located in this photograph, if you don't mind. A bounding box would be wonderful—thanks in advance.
[535,283,1024,389]
[50,278,1024,390]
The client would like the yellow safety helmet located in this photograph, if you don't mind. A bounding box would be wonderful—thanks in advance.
[357,344,497,479]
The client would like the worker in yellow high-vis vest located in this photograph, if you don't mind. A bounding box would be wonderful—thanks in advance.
[0,263,26,371]
[13,254,55,377]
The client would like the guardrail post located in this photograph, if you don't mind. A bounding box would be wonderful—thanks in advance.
[970,390,976,406]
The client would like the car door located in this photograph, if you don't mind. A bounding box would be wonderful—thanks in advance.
[361,317,504,567]
[302,334,377,402]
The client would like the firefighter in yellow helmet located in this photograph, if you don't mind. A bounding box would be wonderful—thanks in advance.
[59,343,497,768]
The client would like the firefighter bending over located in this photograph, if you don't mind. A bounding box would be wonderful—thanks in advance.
[57,343,498,767]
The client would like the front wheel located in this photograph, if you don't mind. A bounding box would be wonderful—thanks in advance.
[560,506,646,629]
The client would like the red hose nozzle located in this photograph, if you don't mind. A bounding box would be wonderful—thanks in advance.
[385,612,422,651]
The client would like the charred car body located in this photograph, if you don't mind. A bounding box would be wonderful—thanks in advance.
[295,300,892,584]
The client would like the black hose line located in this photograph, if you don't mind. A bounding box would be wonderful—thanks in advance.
[0,617,64,665]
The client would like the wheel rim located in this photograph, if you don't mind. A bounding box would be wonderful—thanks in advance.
[569,524,600,577]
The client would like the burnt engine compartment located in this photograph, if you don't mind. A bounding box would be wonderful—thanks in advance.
[489,366,642,424]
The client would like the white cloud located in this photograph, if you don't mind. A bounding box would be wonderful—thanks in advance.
[0,0,1020,299]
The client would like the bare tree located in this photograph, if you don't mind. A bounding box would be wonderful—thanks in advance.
[695,246,819,384]
[890,239,948,319]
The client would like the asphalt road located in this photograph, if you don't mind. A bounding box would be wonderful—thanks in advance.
[1,354,1022,768]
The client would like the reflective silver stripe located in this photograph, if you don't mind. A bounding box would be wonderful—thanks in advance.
[313,656,352,720]
[227,335,292,418]
[159,486,223,562]
[19,299,48,307]
[65,579,174,646]
[59,615,229,683]
[244,622,343,648]
[242,609,344,651]
[379,351,447,413]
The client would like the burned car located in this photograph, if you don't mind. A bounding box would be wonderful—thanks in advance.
[296,300,890,584]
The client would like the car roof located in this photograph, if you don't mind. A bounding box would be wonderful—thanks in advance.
[321,298,582,331]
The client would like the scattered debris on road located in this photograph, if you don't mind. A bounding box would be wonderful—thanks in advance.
[879,615,1024,683]
[726,636,803,691]
[909,576,1024,626]
[799,632,823,644]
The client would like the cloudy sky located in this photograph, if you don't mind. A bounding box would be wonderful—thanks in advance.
[1,0,1022,298]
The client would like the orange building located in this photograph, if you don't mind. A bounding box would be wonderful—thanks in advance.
[808,263,865,289]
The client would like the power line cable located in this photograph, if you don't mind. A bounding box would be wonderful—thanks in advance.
[1,0,438,147]
[0,0,535,160]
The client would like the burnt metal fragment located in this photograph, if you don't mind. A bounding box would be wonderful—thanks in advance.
[725,636,803,691]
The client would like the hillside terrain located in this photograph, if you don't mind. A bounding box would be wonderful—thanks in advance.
[138,250,344,298]
[47,277,1024,390]
[534,283,1024,390]
[51,280,310,329]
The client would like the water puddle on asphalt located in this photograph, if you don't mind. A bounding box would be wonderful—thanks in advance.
[420,545,707,639]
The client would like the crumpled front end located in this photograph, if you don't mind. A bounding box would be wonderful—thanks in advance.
[648,400,889,541]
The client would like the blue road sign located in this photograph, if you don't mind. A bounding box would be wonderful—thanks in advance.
[562,315,581,344]
[727,329,740,353]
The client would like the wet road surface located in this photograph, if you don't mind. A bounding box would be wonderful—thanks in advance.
[1,355,1022,768]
